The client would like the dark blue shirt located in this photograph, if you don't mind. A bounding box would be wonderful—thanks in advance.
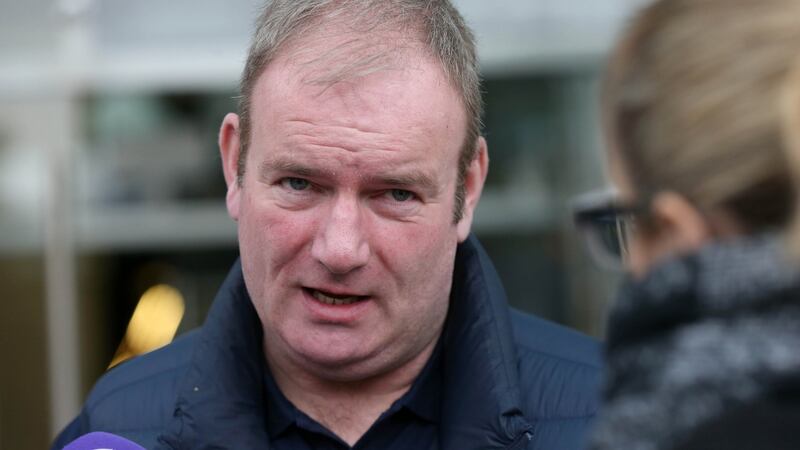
[263,343,442,450]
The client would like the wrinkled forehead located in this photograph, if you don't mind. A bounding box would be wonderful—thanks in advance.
[279,18,429,87]
[249,26,467,148]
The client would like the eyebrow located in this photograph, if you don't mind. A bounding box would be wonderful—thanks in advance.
[259,158,328,180]
[363,172,440,195]
[260,157,441,194]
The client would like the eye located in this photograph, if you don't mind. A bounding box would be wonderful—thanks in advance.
[281,177,310,191]
[390,189,414,202]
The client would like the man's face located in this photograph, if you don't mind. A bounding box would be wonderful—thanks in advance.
[220,38,485,381]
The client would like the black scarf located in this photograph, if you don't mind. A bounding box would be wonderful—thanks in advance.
[590,235,800,450]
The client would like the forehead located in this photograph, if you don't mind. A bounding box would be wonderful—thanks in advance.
[248,31,467,160]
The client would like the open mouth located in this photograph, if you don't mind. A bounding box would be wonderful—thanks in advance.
[305,288,369,306]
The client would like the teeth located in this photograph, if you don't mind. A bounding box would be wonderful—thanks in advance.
[311,290,363,305]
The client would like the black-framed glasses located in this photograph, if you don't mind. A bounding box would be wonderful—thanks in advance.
[573,189,647,271]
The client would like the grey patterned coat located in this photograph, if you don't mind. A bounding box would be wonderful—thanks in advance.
[590,235,800,450]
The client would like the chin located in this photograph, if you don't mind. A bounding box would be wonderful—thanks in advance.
[287,331,380,372]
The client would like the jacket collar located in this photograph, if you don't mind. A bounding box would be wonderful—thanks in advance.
[157,258,271,450]
[158,235,532,449]
[439,235,533,449]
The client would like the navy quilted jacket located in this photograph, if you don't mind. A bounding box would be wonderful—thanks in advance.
[52,236,602,450]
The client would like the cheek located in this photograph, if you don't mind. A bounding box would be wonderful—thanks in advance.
[404,228,457,335]
[627,241,649,278]
[627,232,660,278]
[238,192,316,295]
[374,216,458,299]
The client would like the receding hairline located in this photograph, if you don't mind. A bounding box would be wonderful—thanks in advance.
[245,24,473,173]
[265,22,445,93]
[239,0,480,143]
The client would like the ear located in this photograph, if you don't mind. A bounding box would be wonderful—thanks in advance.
[631,191,713,273]
[219,113,242,221]
[456,137,489,242]
[651,191,711,246]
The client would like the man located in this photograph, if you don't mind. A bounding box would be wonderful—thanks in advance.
[53,1,601,449]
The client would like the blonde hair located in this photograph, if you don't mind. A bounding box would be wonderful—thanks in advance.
[781,59,800,253]
[603,0,800,232]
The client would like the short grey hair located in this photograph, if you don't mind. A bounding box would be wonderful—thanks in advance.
[237,0,482,222]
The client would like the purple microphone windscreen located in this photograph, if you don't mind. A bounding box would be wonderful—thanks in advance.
[62,431,146,450]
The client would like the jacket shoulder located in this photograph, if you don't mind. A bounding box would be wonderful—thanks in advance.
[88,329,197,405]
[510,309,602,427]
[510,308,602,370]
[54,330,199,449]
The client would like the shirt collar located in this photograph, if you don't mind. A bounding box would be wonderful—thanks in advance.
[262,336,444,439]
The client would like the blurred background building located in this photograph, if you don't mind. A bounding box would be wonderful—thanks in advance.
[0,0,650,448]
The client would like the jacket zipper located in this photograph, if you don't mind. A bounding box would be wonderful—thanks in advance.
[506,431,533,450]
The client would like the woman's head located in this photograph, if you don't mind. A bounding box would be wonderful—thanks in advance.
[602,0,800,274]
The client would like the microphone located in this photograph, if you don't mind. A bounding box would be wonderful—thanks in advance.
[62,432,145,450]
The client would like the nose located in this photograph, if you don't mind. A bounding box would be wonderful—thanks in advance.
[311,194,371,275]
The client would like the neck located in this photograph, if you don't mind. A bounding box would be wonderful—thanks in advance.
[265,338,439,446]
